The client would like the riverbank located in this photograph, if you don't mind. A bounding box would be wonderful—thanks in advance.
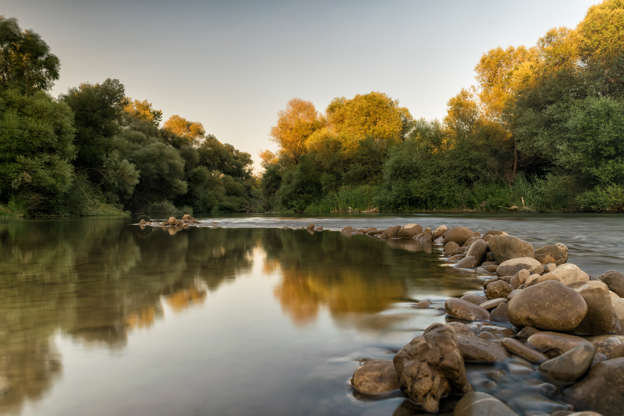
[337,223,624,415]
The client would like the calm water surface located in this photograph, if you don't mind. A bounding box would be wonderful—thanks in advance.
[1,215,622,415]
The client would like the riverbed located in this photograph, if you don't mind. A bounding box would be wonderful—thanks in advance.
[1,215,622,415]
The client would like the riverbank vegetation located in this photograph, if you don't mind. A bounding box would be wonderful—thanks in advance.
[0,17,258,217]
[260,0,624,214]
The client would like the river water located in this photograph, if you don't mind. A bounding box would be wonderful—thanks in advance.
[0,215,622,415]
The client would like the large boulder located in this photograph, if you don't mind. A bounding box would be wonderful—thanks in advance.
[497,257,543,276]
[539,343,595,381]
[445,298,490,321]
[571,280,619,335]
[465,239,488,264]
[599,271,624,298]
[534,243,568,265]
[443,226,477,245]
[453,392,518,416]
[488,234,535,263]
[398,224,423,239]
[564,357,624,416]
[393,323,471,413]
[535,263,589,287]
[527,331,591,356]
[351,360,400,396]
[508,281,588,331]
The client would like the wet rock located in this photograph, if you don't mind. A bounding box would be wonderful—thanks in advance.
[476,323,515,339]
[486,280,513,299]
[445,298,490,321]
[414,300,432,309]
[588,335,624,364]
[488,234,535,263]
[497,257,544,276]
[443,226,476,245]
[599,271,624,298]
[444,241,463,256]
[455,255,479,269]
[527,332,591,356]
[539,343,595,381]
[536,263,590,287]
[341,226,355,236]
[490,302,510,322]
[507,393,572,414]
[544,262,557,273]
[508,281,588,331]
[453,391,518,416]
[167,216,177,225]
[393,323,471,413]
[414,229,433,253]
[516,326,539,341]
[502,338,547,364]
[351,360,400,396]
[534,243,568,265]
[397,224,422,239]
[449,322,508,363]
[572,280,618,335]
[481,298,507,310]
[564,357,624,416]
[461,293,488,305]
[380,225,402,239]
[510,269,530,289]
[433,224,448,239]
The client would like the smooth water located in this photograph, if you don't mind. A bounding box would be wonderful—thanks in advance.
[0,215,622,415]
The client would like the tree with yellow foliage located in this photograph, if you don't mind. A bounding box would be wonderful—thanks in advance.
[270,98,324,162]
[123,98,163,125]
[163,115,205,140]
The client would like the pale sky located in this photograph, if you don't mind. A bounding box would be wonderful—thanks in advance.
[3,0,600,167]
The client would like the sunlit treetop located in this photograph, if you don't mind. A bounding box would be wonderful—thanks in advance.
[163,115,205,140]
[271,98,325,162]
[0,16,60,93]
[577,0,624,64]
[123,98,163,126]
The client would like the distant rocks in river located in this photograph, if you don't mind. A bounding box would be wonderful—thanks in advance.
[348,221,624,415]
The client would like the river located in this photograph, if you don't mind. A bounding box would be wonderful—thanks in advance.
[0,215,622,415]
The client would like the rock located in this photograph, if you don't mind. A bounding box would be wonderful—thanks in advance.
[527,331,591,356]
[506,289,522,300]
[564,357,624,416]
[510,269,530,289]
[351,360,400,396]
[534,243,568,265]
[588,335,624,363]
[443,226,476,245]
[515,326,539,340]
[488,234,535,263]
[465,239,488,265]
[544,262,557,273]
[444,241,462,256]
[398,223,422,238]
[414,300,432,309]
[572,280,618,335]
[414,230,433,253]
[341,226,355,236]
[461,293,488,305]
[490,303,510,323]
[536,263,590,287]
[486,280,513,299]
[453,392,518,416]
[502,338,547,364]
[455,255,479,269]
[306,223,316,232]
[380,225,401,239]
[449,322,508,363]
[497,257,544,276]
[599,271,624,297]
[480,298,507,310]
[539,343,595,381]
[393,323,471,413]
[508,280,588,331]
[182,213,192,221]
[445,298,490,321]
[432,224,448,239]
[167,216,177,225]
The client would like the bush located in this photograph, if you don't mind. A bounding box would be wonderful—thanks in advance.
[577,183,624,212]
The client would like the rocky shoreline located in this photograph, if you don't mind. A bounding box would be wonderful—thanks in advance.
[338,223,624,416]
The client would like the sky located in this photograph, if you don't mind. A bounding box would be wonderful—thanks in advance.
[3,0,601,167]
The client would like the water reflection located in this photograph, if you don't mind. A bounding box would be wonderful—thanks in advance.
[0,220,479,415]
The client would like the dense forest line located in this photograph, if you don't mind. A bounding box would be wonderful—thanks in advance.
[2,0,624,218]
[0,17,258,218]
[260,0,624,214]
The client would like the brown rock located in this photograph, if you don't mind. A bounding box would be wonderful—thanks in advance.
[502,337,547,364]
[455,255,479,268]
[486,280,512,299]
[599,271,624,298]
[445,298,490,321]
[453,392,518,416]
[444,241,462,256]
[351,360,400,396]
[539,343,595,381]
[443,226,477,245]
[393,323,471,413]
[572,280,618,335]
[497,257,544,276]
[490,302,510,323]
[480,298,507,310]
[398,223,422,238]
[433,224,448,239]
[564,357,624,416]
[527,331,592,356]
[460,293,488,305]
[536,263,590,286]
[508,281,588,331]
[380,225,402,239]
[534,243,568,265]
[465,239,488,264]
[488,234,535,263]
[588,335,624,363]
[167,216,177,225]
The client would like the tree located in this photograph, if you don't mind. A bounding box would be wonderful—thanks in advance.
[0,17,59,93]
[271,98,324,162]
[163,115,205,141]
[123,98,163,125]
[577,0,624,65]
